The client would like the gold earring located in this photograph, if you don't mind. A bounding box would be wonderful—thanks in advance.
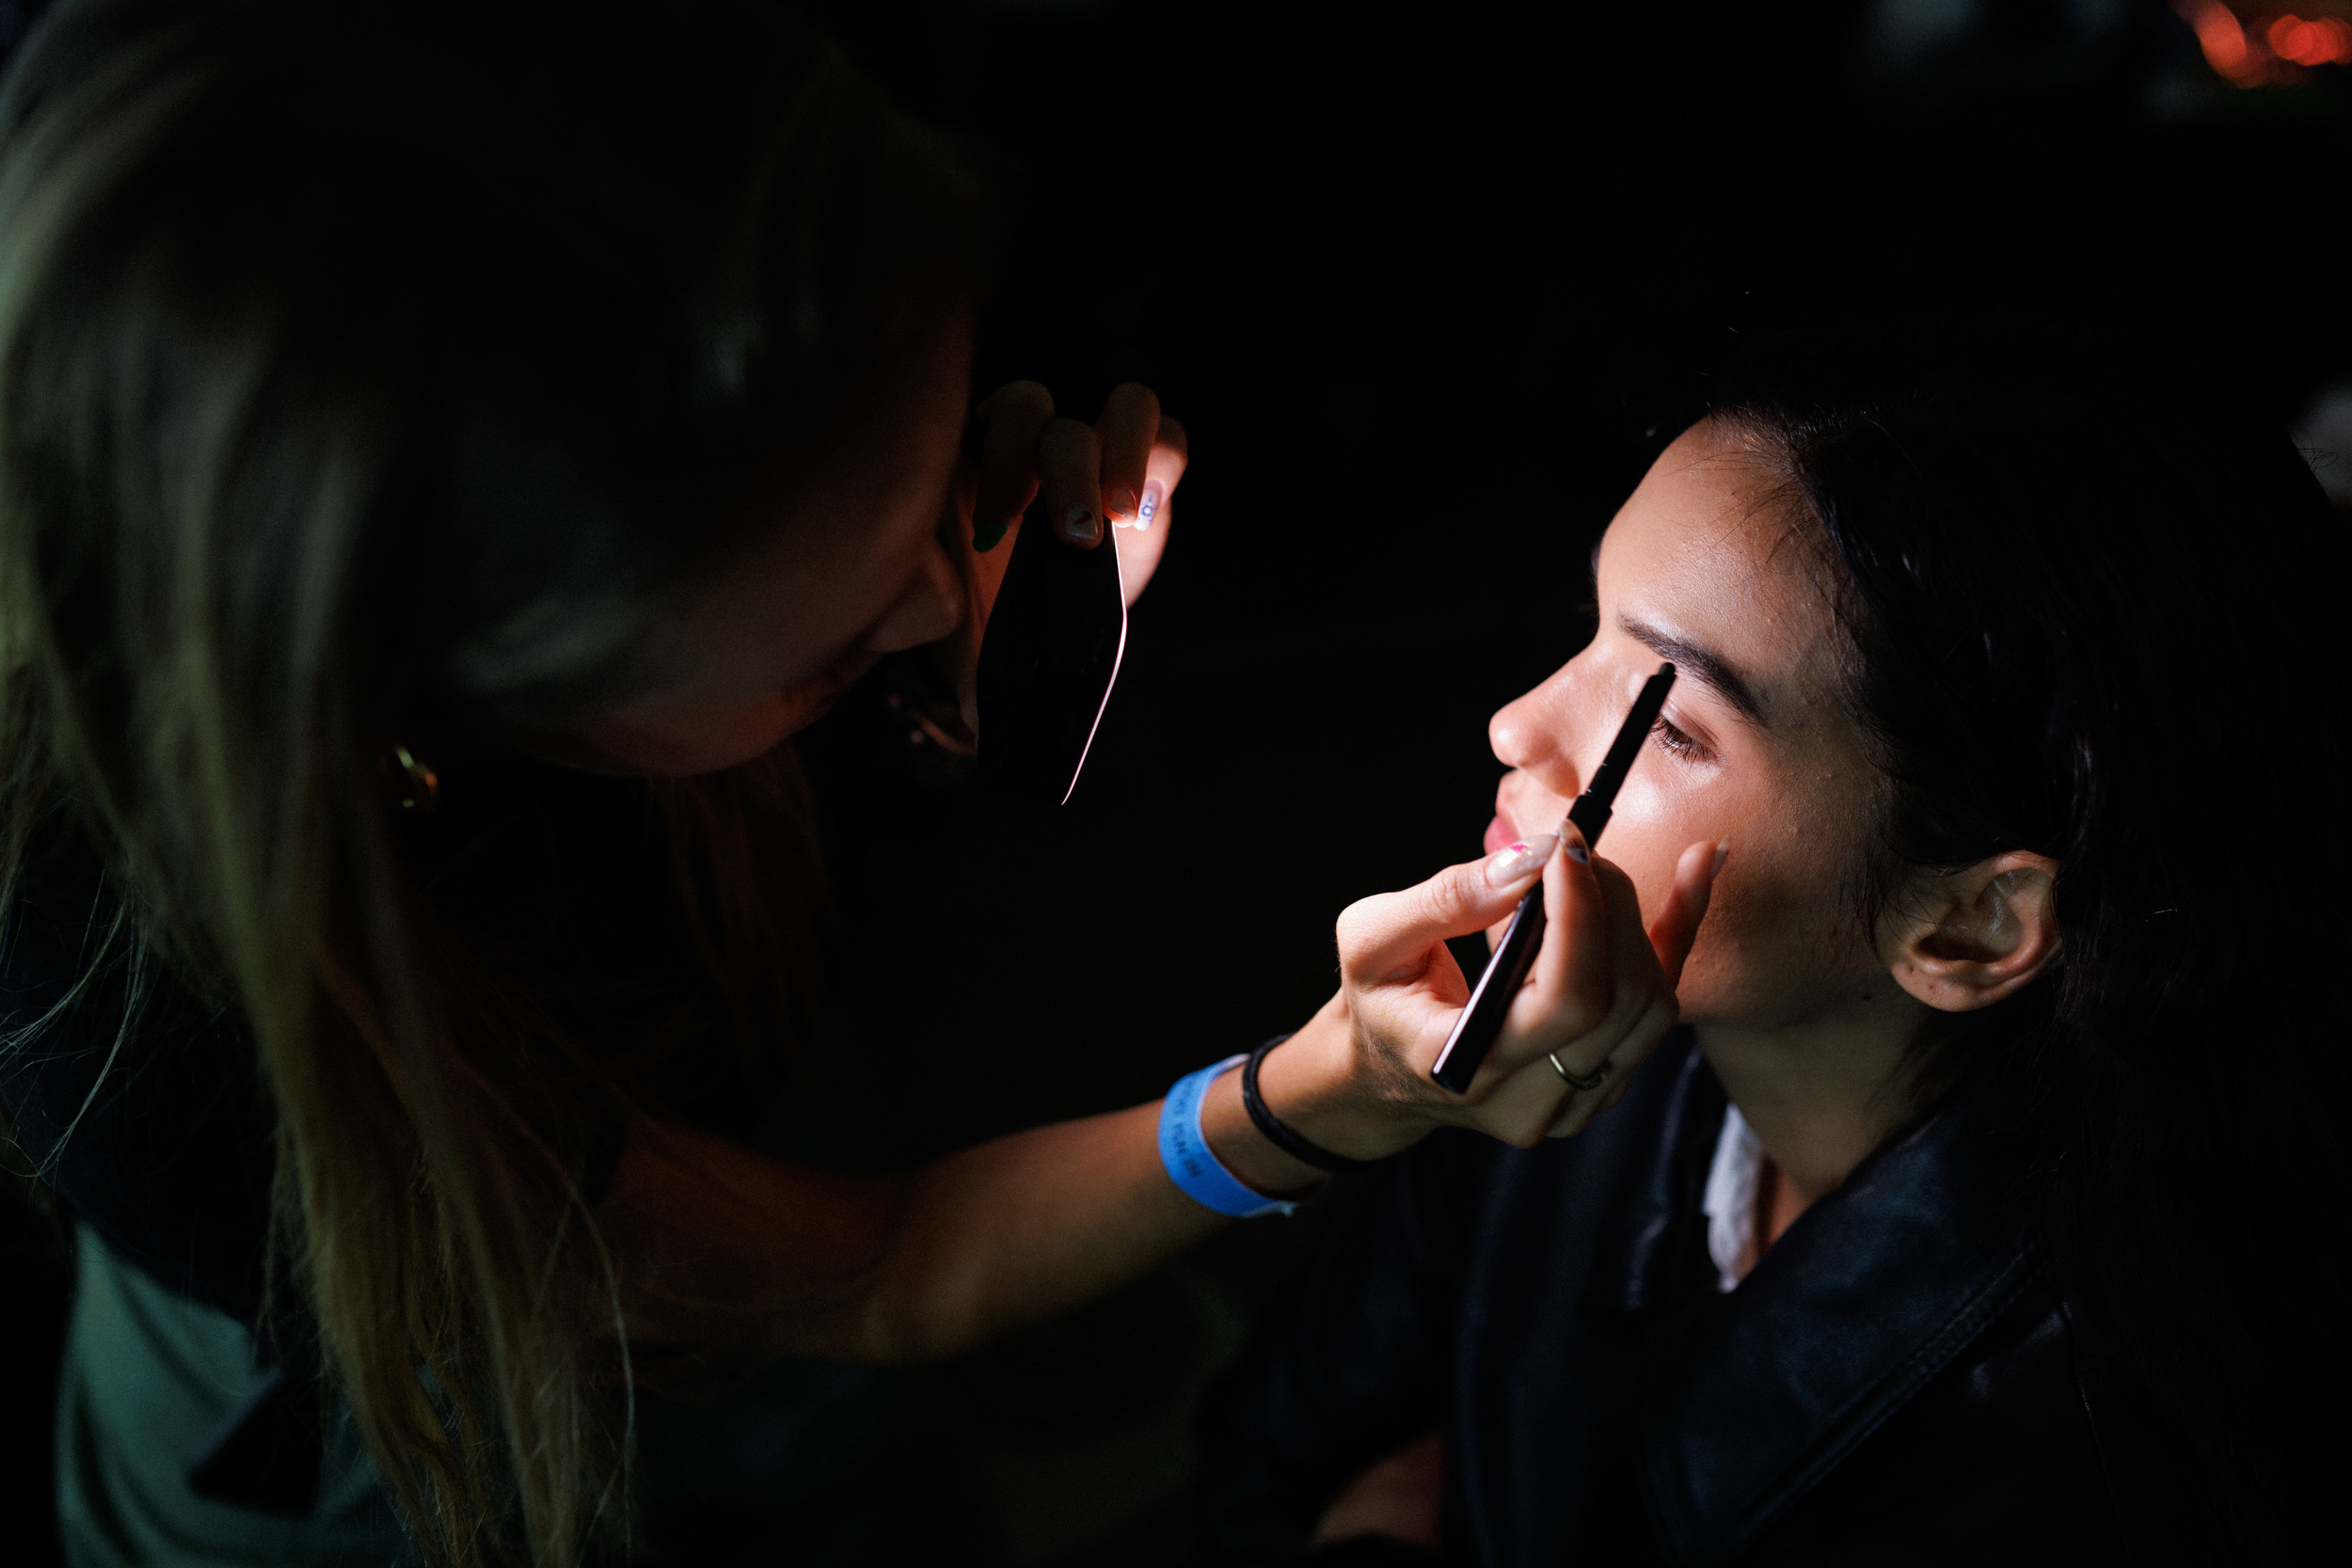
[389,743,439,815]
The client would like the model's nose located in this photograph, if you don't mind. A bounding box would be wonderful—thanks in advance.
[1489,673,1585,799]
[1488,690,1539,770]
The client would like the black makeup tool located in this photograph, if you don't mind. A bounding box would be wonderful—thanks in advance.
[975,501,1126,806]
[1429,662,1677,1093]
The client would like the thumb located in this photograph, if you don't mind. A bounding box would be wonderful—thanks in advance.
[1338,835,1559,983]
[1647,840,1727,989]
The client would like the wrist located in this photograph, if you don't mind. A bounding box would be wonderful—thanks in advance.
[1241,1036,1368,1173]
[1200,1066,1326,1198]
[1207,997,1437,1187]
[1262,995,1438,1162]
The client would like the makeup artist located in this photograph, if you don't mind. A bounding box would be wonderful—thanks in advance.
[0,5,1722,1565]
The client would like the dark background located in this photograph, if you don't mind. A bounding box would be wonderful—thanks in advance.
[2,1,2346,1563]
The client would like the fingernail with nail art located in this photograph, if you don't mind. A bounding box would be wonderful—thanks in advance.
[1135,479,1164,532]
[1107,485,1139,525]
[1057,505,1099,546]
[1486,834,1558,887]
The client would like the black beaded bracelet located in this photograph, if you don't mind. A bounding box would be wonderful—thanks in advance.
[1242,1035,1370,1174]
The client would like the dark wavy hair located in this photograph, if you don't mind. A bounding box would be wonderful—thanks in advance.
[1713,331,2348,1556]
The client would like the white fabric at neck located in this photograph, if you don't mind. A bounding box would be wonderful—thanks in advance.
[1702,1103,1763,1293]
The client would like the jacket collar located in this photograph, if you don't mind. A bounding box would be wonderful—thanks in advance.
[1628,1062,2039,1568]
[1596,1035,1725,1315]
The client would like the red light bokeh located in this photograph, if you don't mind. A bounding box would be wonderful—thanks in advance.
[2177,0,2352,83]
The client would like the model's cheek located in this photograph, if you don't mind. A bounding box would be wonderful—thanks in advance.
[1673,816,1874,1027]
[1598,772,1722,922]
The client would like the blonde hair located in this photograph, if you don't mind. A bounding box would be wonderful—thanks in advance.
[0,2,981,1560]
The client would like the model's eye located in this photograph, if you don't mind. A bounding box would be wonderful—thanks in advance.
[1652,716,1711,763]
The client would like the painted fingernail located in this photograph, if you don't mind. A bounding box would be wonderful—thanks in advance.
[1711,842,1729,878]
[1057,504,1099,546]
[1135,479,1165,532]
[1561,827,1591,865]
[973,519,1007,552]
[1485,833,1558,887]
[1107,484,1140,525]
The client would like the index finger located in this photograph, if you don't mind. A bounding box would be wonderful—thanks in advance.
[971,381,1054,538]
[1335,850,1550,988]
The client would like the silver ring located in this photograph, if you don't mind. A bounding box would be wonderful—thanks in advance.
[1549,1052,1612,1093]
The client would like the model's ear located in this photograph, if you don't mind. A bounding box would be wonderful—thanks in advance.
[1882,851,2062,1013]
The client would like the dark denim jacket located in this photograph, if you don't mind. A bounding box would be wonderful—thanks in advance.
[1200,1034,2205,1566]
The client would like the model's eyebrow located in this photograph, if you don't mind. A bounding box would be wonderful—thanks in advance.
[1617,613,1767,726]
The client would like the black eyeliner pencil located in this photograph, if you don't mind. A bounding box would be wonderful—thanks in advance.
[1429,662,1677,1094]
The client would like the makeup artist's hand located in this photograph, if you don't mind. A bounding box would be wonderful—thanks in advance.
[934,382,1187,723]
[956,381,1188,610]
[1242,831,1725,1164]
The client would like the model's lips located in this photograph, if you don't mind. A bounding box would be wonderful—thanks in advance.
[1484,814,1518,857]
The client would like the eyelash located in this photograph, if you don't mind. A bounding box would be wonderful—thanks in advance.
[1652,716,1711,763]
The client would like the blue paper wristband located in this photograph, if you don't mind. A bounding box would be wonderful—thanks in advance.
[1158,1055,1299,1219]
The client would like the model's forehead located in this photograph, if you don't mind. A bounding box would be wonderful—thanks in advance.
[1597,421,1845,730]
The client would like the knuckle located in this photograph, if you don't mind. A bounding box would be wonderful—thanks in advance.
[1499,1117,1548,1151]
[977,476,1038,523]
[1041,416,1096,454]
[1333,895,1381,952]
[998,380,1053,420]
[1558,977,1610,1037]
[1632,995,1678,1047]
[977,387,1053,457]
[1412,875,1465,930]
[1107,381,1160,423]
